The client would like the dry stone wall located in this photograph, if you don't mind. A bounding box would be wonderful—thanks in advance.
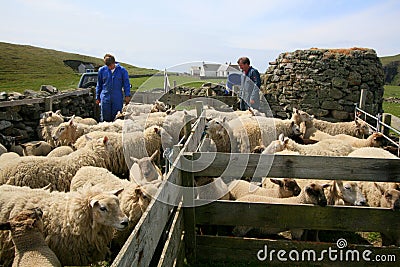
[261,48,385,121]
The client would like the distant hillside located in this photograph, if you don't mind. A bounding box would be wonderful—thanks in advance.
[380,54,400,86]
[0,42,158,93]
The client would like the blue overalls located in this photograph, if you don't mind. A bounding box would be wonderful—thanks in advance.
[96,64,130,122]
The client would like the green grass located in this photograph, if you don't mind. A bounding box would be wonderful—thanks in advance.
[380,54,400,65]
[383,85,400,117]
[0,42,157,93]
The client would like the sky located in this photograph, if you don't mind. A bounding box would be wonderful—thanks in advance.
[1,0,399,73]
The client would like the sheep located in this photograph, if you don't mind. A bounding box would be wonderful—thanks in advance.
[46,146,74,157]
[52,116,124,146]
[70,166,159,252]
[328,132,385,148]
[38,111,64,147]
[198,135,217,152]
[0,136,116,191]
[0,143,7,156]
[228,179,301,200]
[122,100,167,115]
[263,133,354,156]
[194,177,230,200]
[292,108,371,138]
[204,117,232,152]
[0,184,128,266]
[130,151,163,184]
[348,147,399,159]
[0,207,61,267]
[231,116,302,153]
[20,141,52,156]
[326,180,367,206]
[232,182,329,239]
[300,118,335,141]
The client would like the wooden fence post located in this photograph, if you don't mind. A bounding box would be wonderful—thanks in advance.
[195,101,203,118]
[382,113,392,136]
[181,154,196,264]
[44,97,53,111]
[359,89,367,110]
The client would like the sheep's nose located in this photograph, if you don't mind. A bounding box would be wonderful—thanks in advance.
[319,199,327,207]
[294,189,301,196]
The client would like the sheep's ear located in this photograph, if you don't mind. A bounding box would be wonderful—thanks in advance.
[153,127,160,134]
[293,107,298,114]
[34,142,42,148]
[374,182,385,195]
[355,120,360,126]
[41,183,52,191]
[89,199,98,208]
[84,135,92,141]
[222,117,227,123]
[150,150,159,161]
[68,116,75,126]
[111,188,124,197]
[278,133,285,142]
[20,143,27,148]
[55,110,62,115]
[322,183,331,189]
[0,222,11,231]
[130,156,139,164]
[290,121,295,127]
[270,178,283,187]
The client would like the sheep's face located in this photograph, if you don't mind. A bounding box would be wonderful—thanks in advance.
[270,178,301,197]
[381,189,400,211]
[304,183,329,206]
[0,208,44,236]
[263,139,285,154]
[52,123,69,141]
[370,132,385,147]
[355,120,372,137]
[205,118,225,135]
[339,182,367,206]
[291,108,312,125]
[90,191,129,231]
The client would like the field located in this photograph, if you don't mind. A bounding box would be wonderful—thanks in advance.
[0,42,157,93]
[383,85,400,117]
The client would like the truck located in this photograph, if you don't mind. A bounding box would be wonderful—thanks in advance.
[77,72,98,88]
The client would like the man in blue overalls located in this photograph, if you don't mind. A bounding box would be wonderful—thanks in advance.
[237,57,261,111]
[96,54,131,122]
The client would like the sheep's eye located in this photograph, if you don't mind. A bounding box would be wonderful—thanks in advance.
[344,185,351,190]
[99,206,107,212]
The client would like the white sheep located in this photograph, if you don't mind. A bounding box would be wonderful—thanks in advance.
[38,111,64,147]
[204,117,232,153]
[300,118,335,141]
[46,146,74,157]
[327,180,367,206]
[70,166,159,251]
[122,100,167,115]
[198,135,217,152]
[233,182,329,239]
[229,179,301,200]
[20,141,52,156]
[348,147,399,159]
[130,151,163,184]
[194,177,230,200]
[263,133,354,156]
[0,184,128,266]
[0,136,116,191]
[0,207,61,267]
[328,132,385,148]
[292,108,371,138]
[52,117,124,146]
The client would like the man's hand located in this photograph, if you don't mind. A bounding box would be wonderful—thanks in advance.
[96,99,100,105]
[125,96,131,105]
[250,99,255,105]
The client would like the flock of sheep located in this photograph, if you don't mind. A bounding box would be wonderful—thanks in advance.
[0,98,399,266]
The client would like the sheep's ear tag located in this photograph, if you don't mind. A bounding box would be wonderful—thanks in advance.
[90,199,98,208]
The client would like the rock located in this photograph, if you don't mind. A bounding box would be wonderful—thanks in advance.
[0,120,12,131]
[40,85,58,94]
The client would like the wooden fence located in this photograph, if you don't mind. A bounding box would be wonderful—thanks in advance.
[111,112,400,266]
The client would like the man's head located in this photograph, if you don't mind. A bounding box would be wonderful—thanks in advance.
[104,54,116,70]
[237,57,250,72]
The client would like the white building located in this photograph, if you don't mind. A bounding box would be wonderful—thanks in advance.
[217,63,241,77]
[190,66,201,76]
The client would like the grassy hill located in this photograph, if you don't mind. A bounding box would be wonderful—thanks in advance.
[380,53,400,86]
[0,42,158,93]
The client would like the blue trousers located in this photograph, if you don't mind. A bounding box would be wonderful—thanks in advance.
[100,100,123,122]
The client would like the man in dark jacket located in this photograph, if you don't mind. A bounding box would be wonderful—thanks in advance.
[237,57,261,111]
[96,54,131,122]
